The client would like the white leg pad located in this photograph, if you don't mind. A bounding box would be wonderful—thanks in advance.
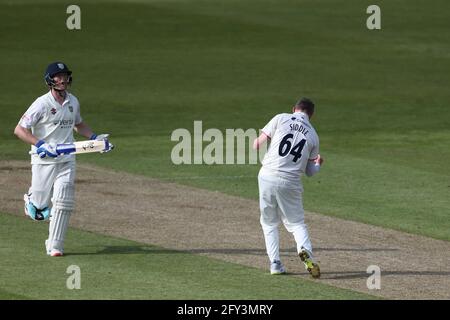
[47,182,75,252]
[48,209,71,252]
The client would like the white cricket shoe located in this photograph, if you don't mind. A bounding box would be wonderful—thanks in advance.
[49,249,63,257]
[45,240,63,257]
[270,260,286,275]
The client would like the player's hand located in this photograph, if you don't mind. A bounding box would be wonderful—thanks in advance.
[93,133,109,141]
[94,134,114,153]
[98,134,114,153]
[315,154,324,165]
[101,140,114,153]
[90,134,114,153]
[35,140,58,158]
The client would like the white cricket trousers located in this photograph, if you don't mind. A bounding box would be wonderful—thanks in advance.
[29,161,76,253]
[258,168,313,263]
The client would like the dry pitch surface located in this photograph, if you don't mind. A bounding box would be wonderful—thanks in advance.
[1,161,449,299]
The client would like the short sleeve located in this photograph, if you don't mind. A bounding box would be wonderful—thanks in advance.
[72,95,82,125]
[309,136,320,160]
[18,99,45,129]
[75,105,82,125]
[261,114,281,138]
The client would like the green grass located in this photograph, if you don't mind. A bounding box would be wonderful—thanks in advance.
[0,0,448,299]
[0,213,374,300]
[1,0,448,240]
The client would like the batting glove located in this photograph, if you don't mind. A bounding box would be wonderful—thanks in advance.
[35,140,58,158]
[90,133,109,140]
[90,134,114,153]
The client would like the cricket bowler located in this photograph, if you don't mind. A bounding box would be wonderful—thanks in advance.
[13,61,114,256]
[253,97,322,278]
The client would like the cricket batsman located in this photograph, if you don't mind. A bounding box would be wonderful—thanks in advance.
[253,97,322,278]
[13,61,114,256]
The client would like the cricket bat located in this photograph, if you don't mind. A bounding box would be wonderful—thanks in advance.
[30,140,111,156]
[57,140,110,155]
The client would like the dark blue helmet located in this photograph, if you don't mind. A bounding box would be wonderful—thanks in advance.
[44,62,72,87]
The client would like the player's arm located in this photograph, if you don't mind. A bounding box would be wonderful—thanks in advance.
[74,121,95,139]
[254,114,280,150]
[253,132,270,150]
[14,124,58,158]
[14,101,58,157]
[14,102,43,146]
[14,124,39,145]
[74,122,114,153]
[73,105,99,140]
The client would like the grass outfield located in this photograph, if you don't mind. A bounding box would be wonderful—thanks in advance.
[1,0,448,240]
[0,0,448,301]
[0,213,374,300]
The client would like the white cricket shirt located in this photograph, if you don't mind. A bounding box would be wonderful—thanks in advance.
[260,111,319,181]
[19,91,82,164]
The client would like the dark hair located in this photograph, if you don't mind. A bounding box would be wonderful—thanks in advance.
[294,97,315,116]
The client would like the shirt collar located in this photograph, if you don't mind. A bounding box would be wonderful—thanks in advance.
[48,91,70,105]
[293,111,310,120]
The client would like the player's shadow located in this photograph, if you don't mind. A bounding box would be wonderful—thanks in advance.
[315,270,450,280]
[66,246,177,256]
[181,247,399,255]
[66,247,450,279]
[66,246,399,256]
